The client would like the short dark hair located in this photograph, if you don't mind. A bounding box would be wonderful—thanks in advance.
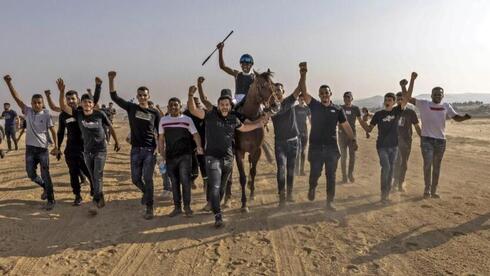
[32,94,43,101]
[432,87,444,94]
[81,93,94,102]
[384,92,396,101]
[137,86,149,93]
[319,85,330,90]
[168,97,181,104]
[396,92,403,98]
[4,102,10,106]
[66,90,79,97]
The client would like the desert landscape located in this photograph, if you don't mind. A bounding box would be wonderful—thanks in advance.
[0,118,488,276]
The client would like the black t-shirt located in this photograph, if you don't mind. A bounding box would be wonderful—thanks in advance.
[58,111,84,152]
[235,72,254,96]
[271,94,299,141]
[183,109,205,147]
[204,107,242,159]
[397,108,419,142]
[159,114,197,159]
[294,105,310,134]
[308,98,347,146]
[74,109,111,153]
[370,105,403,148]
[340,105,361,136]
[110,92,160,148]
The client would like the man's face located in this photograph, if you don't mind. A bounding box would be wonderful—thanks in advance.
[137,89,150,105]
[81,99,94,112]
[66,94,79,109]
[4,104,10,111]
[396,96,403,106]
[168,100,181,116]
[298,96,305,105]
[218,99,232,116]
[31,98,44,112]
[109,103,113,109]
[274,84,284,101]
[318,87,332,104]
[343,95,353,105]
[431,89,444,104]
[384,97,395,108]
[240,63,252,73]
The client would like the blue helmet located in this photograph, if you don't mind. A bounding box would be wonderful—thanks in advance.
[239,54,254,65]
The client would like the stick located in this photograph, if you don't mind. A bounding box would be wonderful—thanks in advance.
[201,30,234,66]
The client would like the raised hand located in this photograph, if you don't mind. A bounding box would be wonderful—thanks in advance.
[108,71,117,80]
[95,76,103,85]
[188,85,197,96]
[44,90,51,96]
[3,75,12,83]
[197,76,205,85]
[299,62,307,72]
[400,79,408,86]
[56,78,65,92]
[411,72,418,80]
[217,42,224,50]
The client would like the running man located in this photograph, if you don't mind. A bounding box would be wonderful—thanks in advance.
[297,62,356,211]
[159,97,203,218]
[1,102,18,151]
[187,85,265,228]
[393,91,421,192]
[404,72,471,199]
[109,71,160,219]
[339,91,369,183]
[294,94,310,176]
[58,78,121,215]
[3,75,59,210]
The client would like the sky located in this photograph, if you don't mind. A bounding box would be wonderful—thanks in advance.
[1,0,489,109]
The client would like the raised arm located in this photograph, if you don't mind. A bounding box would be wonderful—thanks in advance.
[93,77,102,105]
[298,62,311,104]
[405,72,417,105]
[399,79,409,109]
[3,75,27,112]
[187,86,206,119]
[44,90,62,112]
[217,42,239,77]
[197,77,213,110]
[57,78,73,115]
[108,71,130,110]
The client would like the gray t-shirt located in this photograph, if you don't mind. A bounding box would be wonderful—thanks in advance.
[397,107,419,142]
[23,107,54,148]
[339,104,361,137]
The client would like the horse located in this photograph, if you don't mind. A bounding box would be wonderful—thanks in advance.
[229,70,277,212]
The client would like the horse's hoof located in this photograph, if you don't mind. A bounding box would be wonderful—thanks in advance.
[241,206,250,213]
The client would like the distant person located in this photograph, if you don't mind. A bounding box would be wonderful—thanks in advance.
[361,107,373,138]
[393,92,421,192]
[15,116,27,143]
[3,75,59,210]
[109,71,160,219]
[300,63,356,211]
[339,91,369,183]
[294,94,310,176]
[1,102,19,151]
[404,72,471,199]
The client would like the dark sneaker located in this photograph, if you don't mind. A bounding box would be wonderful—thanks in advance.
[431,193,441,199]
[214,214,224,228]
[184,206,194,217]
[45,200,55,211]
[0,150,4,159]
[144,206,154,220]
[73,195,82,206]
[307,187,316,201]
[348,175,355,183]
[168,207,182,217]
[140,193,146,205]
[41,190,47,200]
[326,201,337,211]
[202,202,212,212]
[97,196,106,209]
[423,192,431,199]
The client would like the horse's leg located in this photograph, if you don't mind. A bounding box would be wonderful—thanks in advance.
[235,151,249,212]
[248,148,262,201]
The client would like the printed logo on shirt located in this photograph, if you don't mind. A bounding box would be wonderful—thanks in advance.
[81,120,100,129]
[135,111,153,121]
[66,117,76,124]
[398,117,405,126]
[429,107,445,111]
[330,110,336,113]
[345,110,352,115]
[382,115,396,122]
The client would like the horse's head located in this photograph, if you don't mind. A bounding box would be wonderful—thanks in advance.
[251,69,277,109]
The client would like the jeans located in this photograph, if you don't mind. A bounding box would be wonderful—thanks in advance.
[308,144,340,202]
[162,172,172,191]
[5,125,17,150]
[394,138,412,188]
[295,132,308,175]
[421,136,446,194]
[275,138,299,196]
[167,154,192,208]
[191,153,207,181]
[26,145,54,201]
[83,151,107,202]
[377,147,398,197]
[65,149,93,196]
[339,134,356,179]
[131,147,156,207]
[205,156,233,215]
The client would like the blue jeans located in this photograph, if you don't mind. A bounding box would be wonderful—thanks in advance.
[339,134,356,179]
[205,156,233,215]
[275,138,299,196]
[308,144,340,202]
[394,138,412,187]
[5,125,17,150]
[295,132,308,175]
[377,147,398,197]
[131,147,156,206]
[26,145,54,201]
[421,136,446,194]
[83,151,107,202]
[167,154,192,208]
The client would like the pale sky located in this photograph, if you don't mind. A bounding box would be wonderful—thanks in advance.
[1,0,489,108]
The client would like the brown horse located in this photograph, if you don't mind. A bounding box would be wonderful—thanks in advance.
[232,70,277,212]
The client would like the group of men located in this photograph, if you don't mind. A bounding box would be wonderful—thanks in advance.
[1,42,471,228]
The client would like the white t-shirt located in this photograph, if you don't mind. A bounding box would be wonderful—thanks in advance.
[158,114,197,135]
[415,99,458,139]
[23,107,54,148]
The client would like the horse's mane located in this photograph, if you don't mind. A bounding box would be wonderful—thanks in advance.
[254,70,274,82]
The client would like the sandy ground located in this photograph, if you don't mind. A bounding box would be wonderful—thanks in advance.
[0,118,489,276]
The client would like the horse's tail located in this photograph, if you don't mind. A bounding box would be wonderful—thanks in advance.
[261,140,274,163]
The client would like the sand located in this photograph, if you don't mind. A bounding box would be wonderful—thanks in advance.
[0,118,489,276]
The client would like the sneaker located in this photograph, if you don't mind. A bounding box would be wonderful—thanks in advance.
[184,206,194,217]
[144,206,154,220]
[140,193,146,205]
[0,150,4,159]
[423,192,431,199]
[202,202,212,212]
[97,196,106,209]
[348,175,355,183]
[168,207,182,217]
[326,201,337,211]
[45,200,55,211]
[214,214,224,228]
[73,195,82,206]
[307,187,316,201]
[431,193,441,199]
[41,189,47,200]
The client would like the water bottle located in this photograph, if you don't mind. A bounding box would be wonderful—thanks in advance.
[159,162,167,175]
